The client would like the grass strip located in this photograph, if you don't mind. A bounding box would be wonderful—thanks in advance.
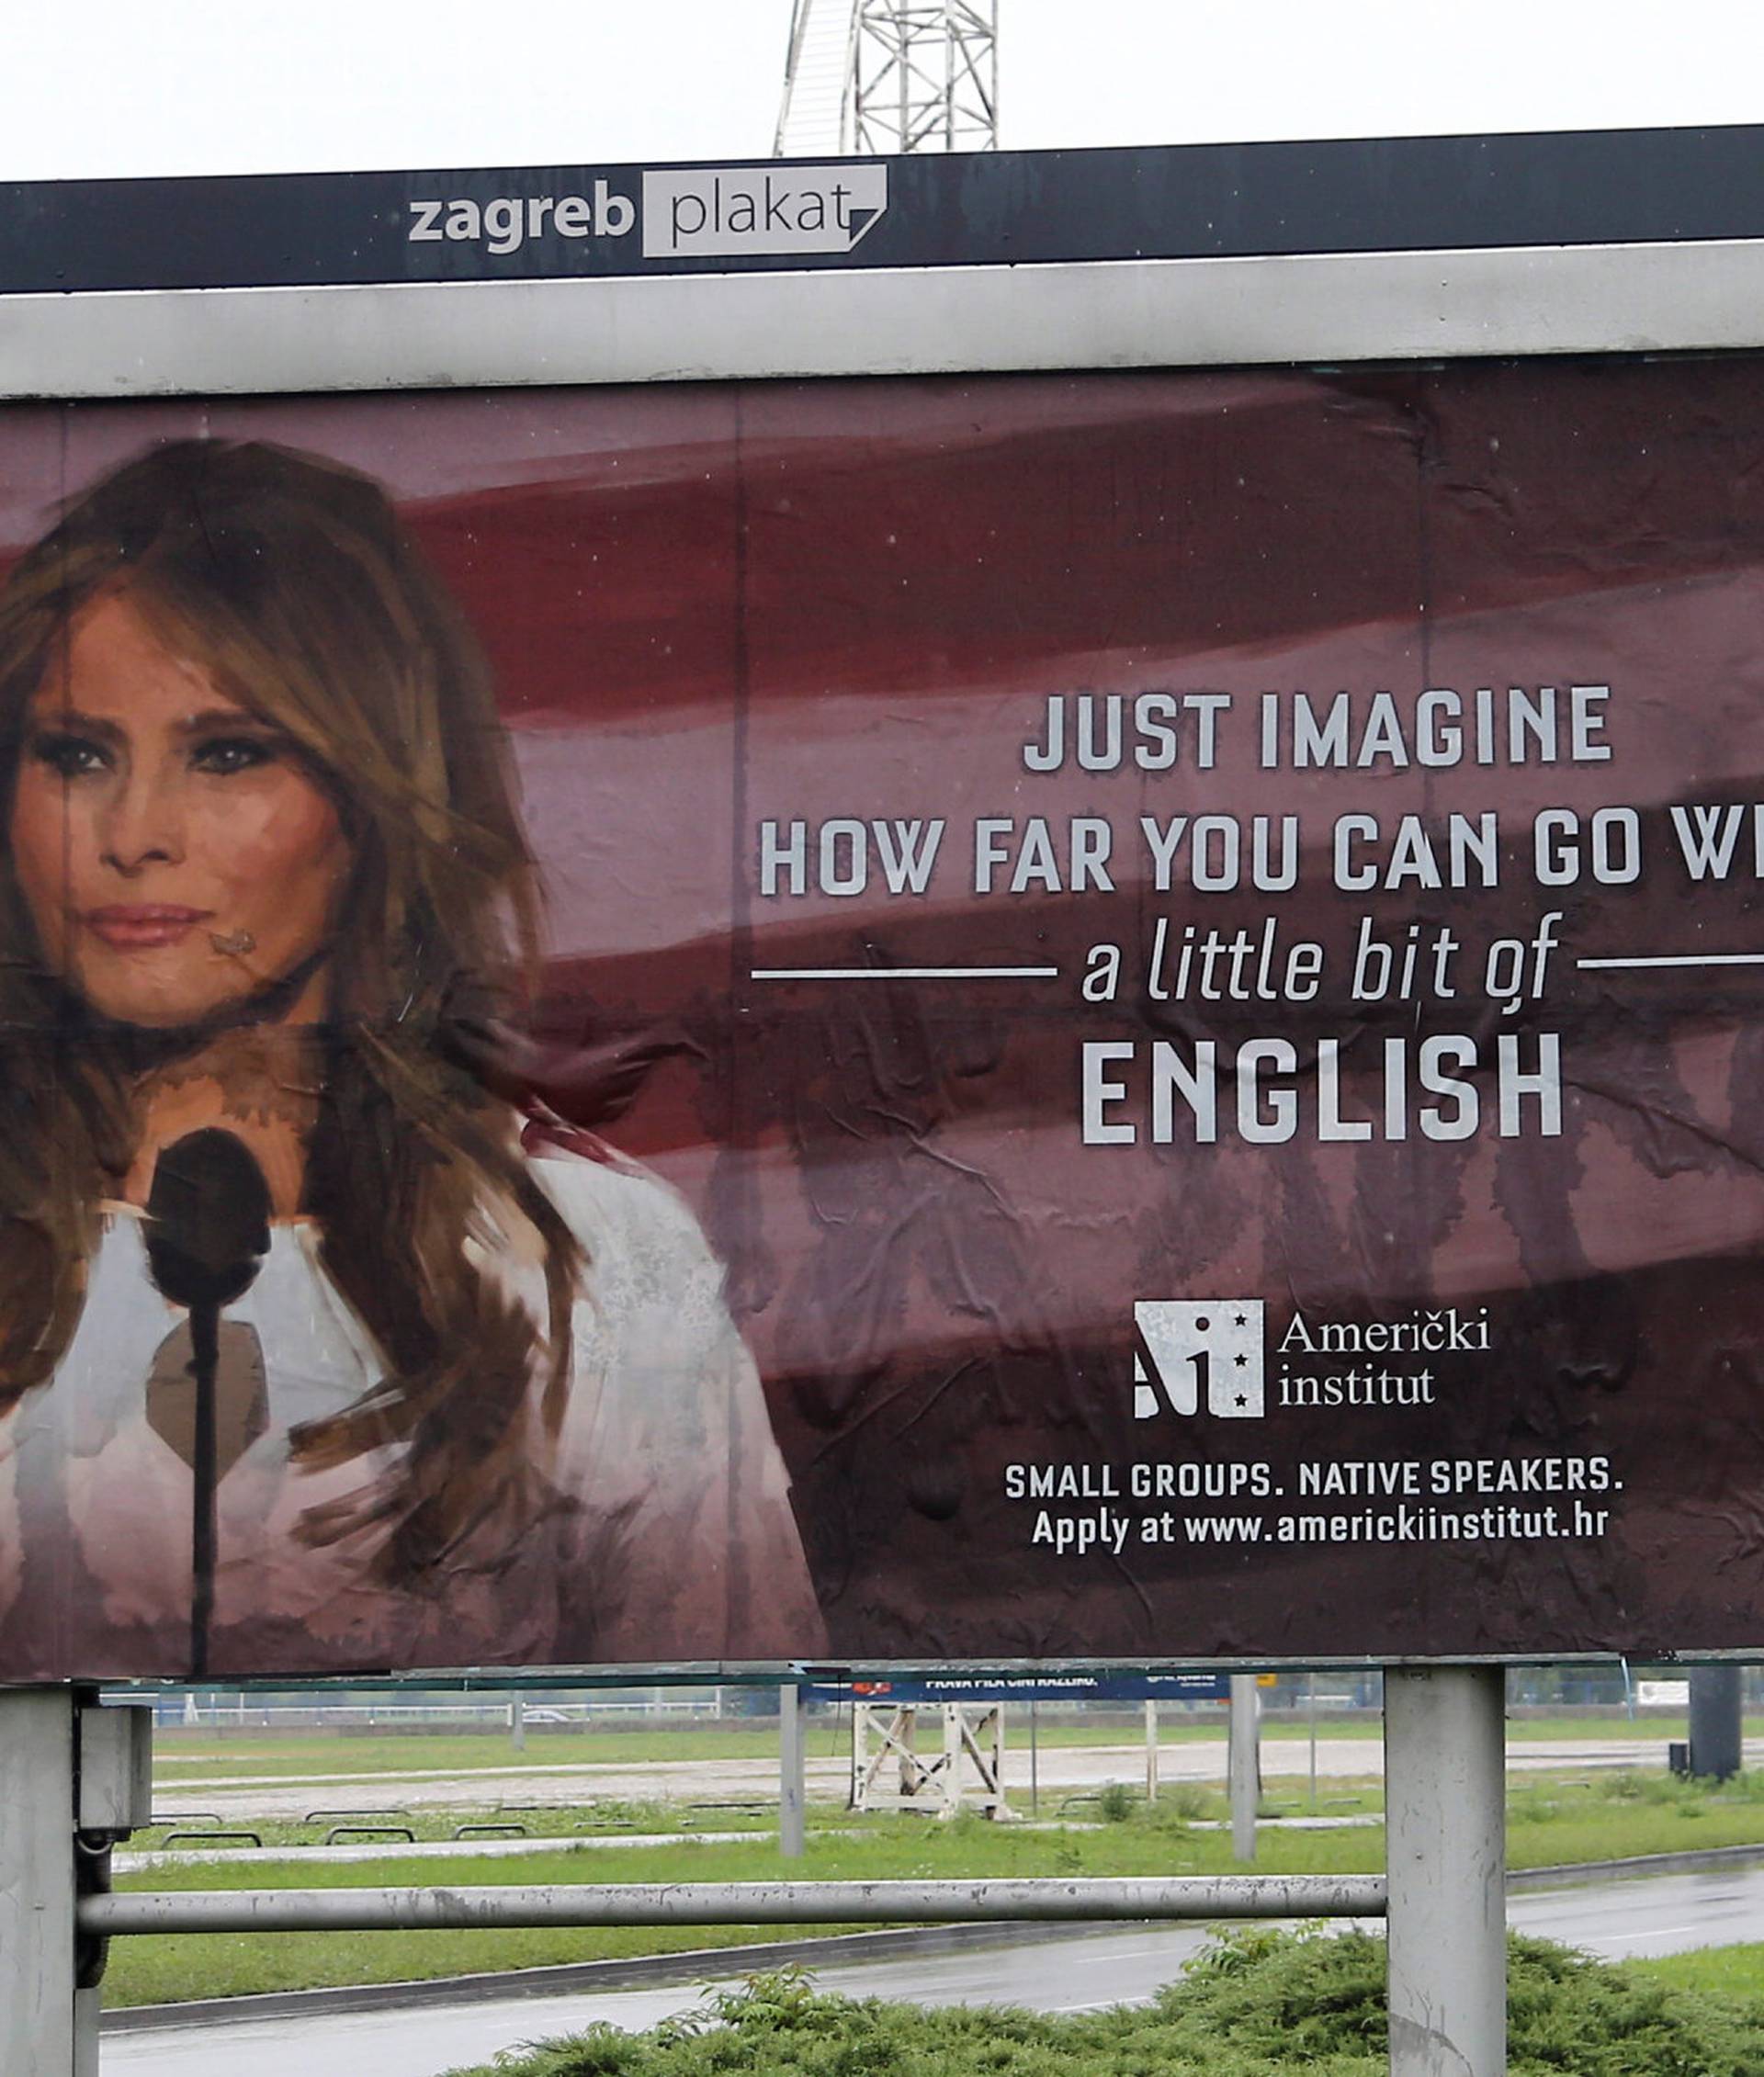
[1630,1942,1764,1998]
[103,1771,1764,2009]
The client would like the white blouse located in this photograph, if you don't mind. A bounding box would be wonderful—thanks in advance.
[0,1137,824,1677]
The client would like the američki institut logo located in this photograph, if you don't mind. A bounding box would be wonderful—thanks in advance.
[1134,1301,1266,1419]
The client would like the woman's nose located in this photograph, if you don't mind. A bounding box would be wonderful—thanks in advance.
[97,772,186,873]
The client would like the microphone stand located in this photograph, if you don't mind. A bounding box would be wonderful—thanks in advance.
[143,1128,272,1685]
[187,1299,221,1680]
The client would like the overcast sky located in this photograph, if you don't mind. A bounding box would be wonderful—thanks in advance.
[5,0,1763,181]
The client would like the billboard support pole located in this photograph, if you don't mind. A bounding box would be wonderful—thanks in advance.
[1688,1664,1743,1780]
[0,1687,90,2077]
[779,1682,806,1857]
[1385,1665,1505,2077]
[1228,1675,1259,1860]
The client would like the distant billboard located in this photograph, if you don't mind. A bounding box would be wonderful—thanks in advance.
[807,1676,1232,1705]
[3,355,1764,1677]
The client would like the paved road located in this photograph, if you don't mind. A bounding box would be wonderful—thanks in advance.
[151,1734,1726,1821]
[101,1862,1764,2077]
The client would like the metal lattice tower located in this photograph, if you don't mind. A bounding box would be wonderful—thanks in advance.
[775,1,999,157]
[775,0,859,157]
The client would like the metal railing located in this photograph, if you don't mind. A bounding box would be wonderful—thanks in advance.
[6,1670,1509,2076]
[84,1874,1386,1937]
[109,1695,726,1729]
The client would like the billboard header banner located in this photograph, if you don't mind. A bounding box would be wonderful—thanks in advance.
[6,123,1764,297]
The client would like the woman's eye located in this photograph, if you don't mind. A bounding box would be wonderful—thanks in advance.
[28,732,108,779]
[191,736,276,776]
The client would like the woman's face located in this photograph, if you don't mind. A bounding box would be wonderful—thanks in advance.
[9,590,353,1030]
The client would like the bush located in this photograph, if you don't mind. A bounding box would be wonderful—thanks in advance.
[442,1932,1764,2077]
[1599,1769,1706,1813]
[1093,1780,1136,1823]
[1159,1783,1216,1823]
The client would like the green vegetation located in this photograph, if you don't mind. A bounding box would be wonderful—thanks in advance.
[1632,1943,1764,1998]
[1091,1780,1136,1823]
[103,1774,1764,2008]
[147,1711,1724,1784]
[434,1933,1764,2076]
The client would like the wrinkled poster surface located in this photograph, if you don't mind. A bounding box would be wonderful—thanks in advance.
[2,357,1762,1677]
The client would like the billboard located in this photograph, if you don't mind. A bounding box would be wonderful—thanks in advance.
[807,1676,1232,1704]
[3,353,1764,1677]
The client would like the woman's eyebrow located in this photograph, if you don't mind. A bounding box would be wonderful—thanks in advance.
[175,707,280,736]
[29,707,123,745]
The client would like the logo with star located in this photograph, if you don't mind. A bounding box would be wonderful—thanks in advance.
[1133,1300,1265,1419]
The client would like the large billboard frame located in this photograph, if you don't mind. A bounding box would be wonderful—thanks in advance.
[16,147,1746,2077]
[5,135,1764,1677]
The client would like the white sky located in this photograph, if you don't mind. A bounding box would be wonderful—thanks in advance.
[4,0,1764,181]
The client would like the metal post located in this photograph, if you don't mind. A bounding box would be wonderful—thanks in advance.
[1029,1697,1039,1816]
[0,1688,85,2076]
[1689,1664,1743,1780]
[779,1682,806,1858]
[1228,1674,1259,1860]
[509,1692,526,1753]
[1144,1699,1159,1802]
[1308,1671,1318,1810]
[942,1703,964,1818]
[1385,1665,1506,2077]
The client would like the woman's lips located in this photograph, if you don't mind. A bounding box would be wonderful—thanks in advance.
[82,906,215,950]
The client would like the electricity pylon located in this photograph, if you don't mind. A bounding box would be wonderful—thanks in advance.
[776,1,999,157]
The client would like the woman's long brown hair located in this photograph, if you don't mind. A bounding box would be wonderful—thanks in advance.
[0,438,582,1578]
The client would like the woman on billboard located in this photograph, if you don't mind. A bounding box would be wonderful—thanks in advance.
[0,438,821,1678]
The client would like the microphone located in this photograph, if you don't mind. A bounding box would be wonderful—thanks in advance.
[145,1129,272,1312]
[144,1130,271,1678]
